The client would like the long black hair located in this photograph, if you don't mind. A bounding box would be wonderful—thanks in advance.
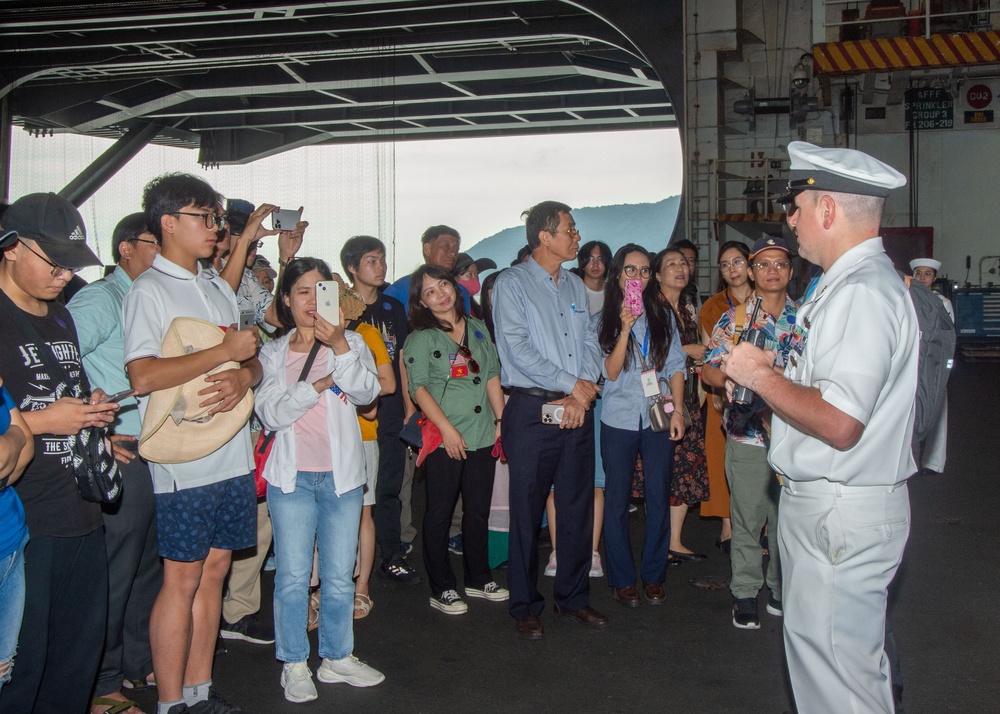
[598,244,674,372]
[275,257,334,330]
[408,263,467,332]
[652,247,696,338]
[715,240,751,293]
[480,268,505,342]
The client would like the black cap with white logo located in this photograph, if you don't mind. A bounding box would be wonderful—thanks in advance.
[0,192,101,269]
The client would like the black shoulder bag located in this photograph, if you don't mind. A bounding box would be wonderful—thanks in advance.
[0,291,122,503]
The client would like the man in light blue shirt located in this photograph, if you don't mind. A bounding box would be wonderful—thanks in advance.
[67,212,162,706]
[492,200,605,640]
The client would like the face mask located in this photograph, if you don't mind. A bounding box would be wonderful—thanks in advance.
[457,277,481,296]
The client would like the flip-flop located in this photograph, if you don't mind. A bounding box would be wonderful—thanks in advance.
[91,696,144,714]
[353,593,374,619]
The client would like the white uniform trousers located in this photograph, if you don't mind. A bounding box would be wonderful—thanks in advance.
[778,480,910,714]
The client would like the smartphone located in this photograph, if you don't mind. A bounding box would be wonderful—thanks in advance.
[625,278,644,316]
[98,389,134,404]
[316,281,340,325]
[238,310,256,331]
[271,208,302,231]
[541,403,564,425]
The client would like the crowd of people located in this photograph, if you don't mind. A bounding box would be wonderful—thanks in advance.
[0,141,946,714]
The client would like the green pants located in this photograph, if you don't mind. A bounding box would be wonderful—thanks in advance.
[725,437,781,600]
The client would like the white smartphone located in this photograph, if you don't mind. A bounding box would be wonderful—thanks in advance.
[316,281,340,325]
[271,208,302,231]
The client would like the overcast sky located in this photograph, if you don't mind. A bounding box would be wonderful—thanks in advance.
[8,128,682,282]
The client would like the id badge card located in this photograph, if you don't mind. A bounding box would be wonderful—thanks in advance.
[640,370,659,398]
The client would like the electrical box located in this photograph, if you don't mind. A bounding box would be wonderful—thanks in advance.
[955,288,1000,339]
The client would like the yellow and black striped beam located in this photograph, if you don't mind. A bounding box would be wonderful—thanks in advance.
[814,31,1000,74]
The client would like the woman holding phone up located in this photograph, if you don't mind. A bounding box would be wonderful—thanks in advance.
[254,258,383,704]
[403,264,507,616]
[598,245,686,607]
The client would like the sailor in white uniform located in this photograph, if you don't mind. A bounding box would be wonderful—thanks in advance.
[724,142,918,714]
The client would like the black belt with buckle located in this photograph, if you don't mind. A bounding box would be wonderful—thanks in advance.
[510,387,567,400]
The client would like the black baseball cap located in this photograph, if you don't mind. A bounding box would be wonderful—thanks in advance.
[453,252,497,276]
[0,193,101,269]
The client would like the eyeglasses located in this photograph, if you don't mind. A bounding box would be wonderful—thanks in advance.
[171,211,227,230]
[913,269,936,278]
[623,265,652,278]
[752,260,792,271]
[457,344,480,374]
[682,257,697,266]
[130,238,160,252]
[719,258,747,271]
[18,240,79,276]
[552,227,580,237]
[583,255,605,265]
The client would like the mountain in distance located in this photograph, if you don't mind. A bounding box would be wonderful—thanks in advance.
[467,196,680,271]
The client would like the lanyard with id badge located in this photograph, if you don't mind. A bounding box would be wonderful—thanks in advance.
[630,327,682,433]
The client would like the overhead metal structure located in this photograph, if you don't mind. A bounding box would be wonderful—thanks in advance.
[0,0,682,177]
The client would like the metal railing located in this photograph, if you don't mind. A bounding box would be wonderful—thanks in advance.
[821,0,998,42]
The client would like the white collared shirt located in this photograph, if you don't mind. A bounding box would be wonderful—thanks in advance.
[123,254,253,493]
[768,237,919,486]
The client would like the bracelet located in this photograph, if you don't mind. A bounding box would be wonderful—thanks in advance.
[279,260,289,267]
[494,418,502,424]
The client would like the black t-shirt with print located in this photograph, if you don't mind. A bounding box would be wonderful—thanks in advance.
[0,297,103,537]
[350,293,407,430]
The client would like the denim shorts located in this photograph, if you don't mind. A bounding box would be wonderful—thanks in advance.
[156,474,256,562]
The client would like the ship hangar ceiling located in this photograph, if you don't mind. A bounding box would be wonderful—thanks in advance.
[0,0,682,172]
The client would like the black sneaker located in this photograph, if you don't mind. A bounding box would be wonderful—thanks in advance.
[447,534,464,555]
[189,686,251,713]
[766,593,783,617]
[219,613,275,644]
[165,704,190,714]
[732,597,760,629]
[378,558,421,584]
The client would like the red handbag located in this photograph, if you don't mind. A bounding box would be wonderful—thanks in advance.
[254,340,322,497]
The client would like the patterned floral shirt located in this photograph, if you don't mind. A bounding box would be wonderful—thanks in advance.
[704,292,798,447]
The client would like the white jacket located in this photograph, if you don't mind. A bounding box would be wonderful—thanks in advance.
[255,330,380,495]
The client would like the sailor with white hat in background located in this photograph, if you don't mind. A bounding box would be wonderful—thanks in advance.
[724,142,917,714]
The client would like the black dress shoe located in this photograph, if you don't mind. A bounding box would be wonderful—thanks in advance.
[515,616,544,640]
[613,586,641,608]
[553,604,610,629]
[715,538,732,556]
[668,549,708,562]
[666,555,683,567]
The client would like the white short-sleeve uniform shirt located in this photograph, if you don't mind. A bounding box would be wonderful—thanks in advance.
[123,254,254,493]
[768,237,919,487]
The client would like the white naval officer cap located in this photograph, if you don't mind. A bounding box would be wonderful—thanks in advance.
[910,258,942,272]
[786,141,906,198]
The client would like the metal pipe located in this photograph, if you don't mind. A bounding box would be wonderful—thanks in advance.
[58,121,162,207]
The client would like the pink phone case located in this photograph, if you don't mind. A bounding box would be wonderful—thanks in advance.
[625,279,643,316]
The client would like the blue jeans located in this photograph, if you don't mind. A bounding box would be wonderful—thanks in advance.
[601,424,676,588]
[0,533,27,691]
[268,472,362,663]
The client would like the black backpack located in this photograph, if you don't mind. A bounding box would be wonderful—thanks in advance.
[906,278,955,442]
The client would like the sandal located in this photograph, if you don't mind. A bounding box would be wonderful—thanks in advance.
[91,695,144,714]
[353,593,374,619]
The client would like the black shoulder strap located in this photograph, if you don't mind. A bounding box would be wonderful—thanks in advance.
[297,339,322,382]
[0,289,78,397]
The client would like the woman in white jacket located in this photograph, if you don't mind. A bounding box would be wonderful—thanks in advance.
[254,258,383,704]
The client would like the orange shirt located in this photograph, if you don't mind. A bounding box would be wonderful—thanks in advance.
[355,322,391,441]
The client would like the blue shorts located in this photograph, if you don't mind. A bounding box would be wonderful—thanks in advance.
[156,474,256,562]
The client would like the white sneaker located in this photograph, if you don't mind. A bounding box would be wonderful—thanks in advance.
[590,550,604,578]
[317,654,385,688]
[429,589,469,615]
[544,551,557,577]
[281,662,318,703]
[465,581,509,602]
